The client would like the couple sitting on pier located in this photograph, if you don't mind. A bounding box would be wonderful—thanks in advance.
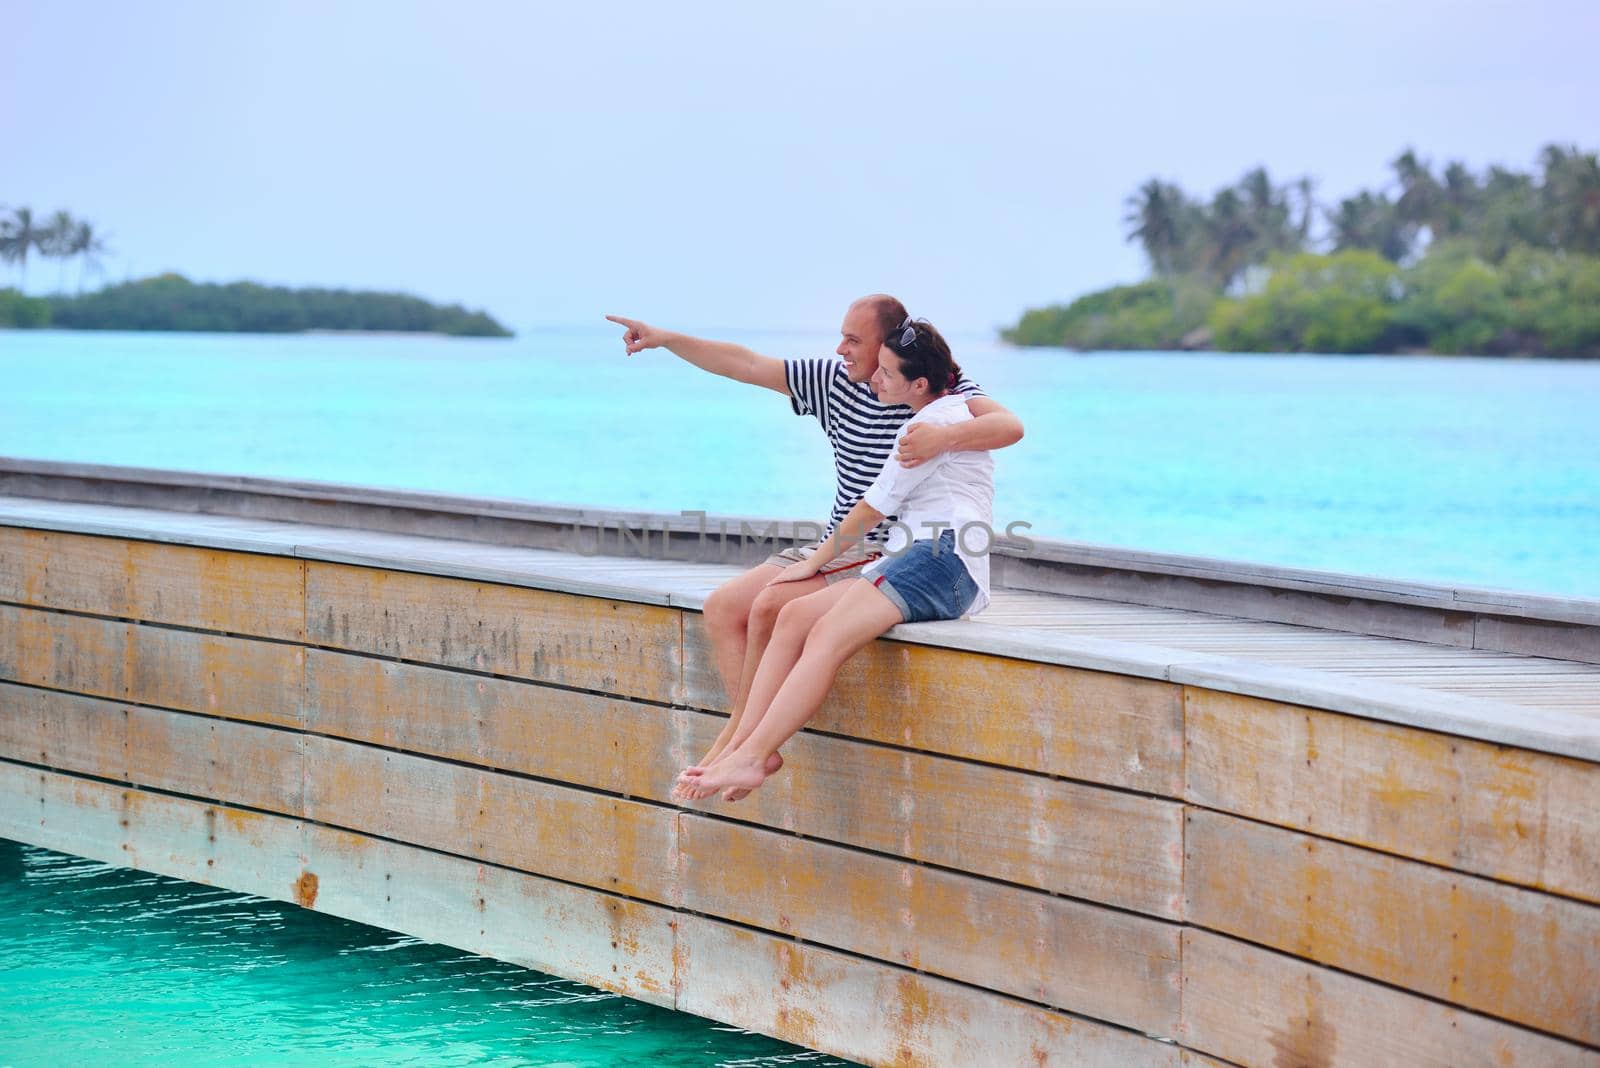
[606,297,1024,801]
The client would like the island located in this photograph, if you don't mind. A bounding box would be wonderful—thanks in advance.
[1005,144,1600,358]
[0,274,512,337]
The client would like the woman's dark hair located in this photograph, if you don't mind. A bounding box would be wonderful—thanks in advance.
[882,316,961,397]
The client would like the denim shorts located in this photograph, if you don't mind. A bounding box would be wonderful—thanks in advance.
[867,530,980,623]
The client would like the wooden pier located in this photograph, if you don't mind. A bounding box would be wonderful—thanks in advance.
[0,459,1596,1066]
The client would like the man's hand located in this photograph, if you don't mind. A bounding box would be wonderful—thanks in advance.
[605,315,670,355]
[768,558,822,586]
[896,422,951,468]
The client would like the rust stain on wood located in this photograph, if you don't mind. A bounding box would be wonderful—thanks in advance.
[1266,975,1337,1068]
[294,871,319,908]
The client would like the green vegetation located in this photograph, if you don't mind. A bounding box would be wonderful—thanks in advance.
[1005,145,1600,357]
[0,288,50,328]
[1,205,512,337]
[39,274,512,336]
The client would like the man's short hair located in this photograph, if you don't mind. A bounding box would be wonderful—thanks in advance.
[855,294,908,342]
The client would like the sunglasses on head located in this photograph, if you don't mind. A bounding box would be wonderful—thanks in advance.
[894,317,918,348]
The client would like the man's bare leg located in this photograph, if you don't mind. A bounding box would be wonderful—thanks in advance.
[700,564,780,709]
[681,581,898,801]
[727,575,828,727]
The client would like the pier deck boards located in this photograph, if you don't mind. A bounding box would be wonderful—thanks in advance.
[3,494,1596,756]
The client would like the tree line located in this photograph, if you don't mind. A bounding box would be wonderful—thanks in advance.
[1005,145,1600,356]
[1,204,511,336]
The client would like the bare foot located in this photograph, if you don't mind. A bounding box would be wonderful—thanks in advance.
[723,752,783,802]
[679,752,769,801]
[673,751,781,801]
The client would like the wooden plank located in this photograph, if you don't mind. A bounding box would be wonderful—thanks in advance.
[304,561,682,703]
[677,814,1181,1037]
[1180,928,1600,1068]
[301,824,677,1008]
[300,735,678,904]
[0,682,128,780]
[0,760,306,904]
[0,527,305,641]
[0,605,305,728]
[124,707,304,817]
[683,613,1185,794]
[0,603,133,699]
[303,649,681,799]
[713,720,1184,918]
[303,648,1184,916]
[674,912,1179,1067]
[1184,809,1600,1045]
[1185,688,1600,904]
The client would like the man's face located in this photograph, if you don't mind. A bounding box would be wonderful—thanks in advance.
[836,304,884,383]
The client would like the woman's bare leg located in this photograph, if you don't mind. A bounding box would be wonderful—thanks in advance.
[682,581,903,801]
[673,581,851,799]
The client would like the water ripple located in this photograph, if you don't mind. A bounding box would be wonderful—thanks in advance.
[0,839,855,1067]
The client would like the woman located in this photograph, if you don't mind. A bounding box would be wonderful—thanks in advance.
[676,317,995,801]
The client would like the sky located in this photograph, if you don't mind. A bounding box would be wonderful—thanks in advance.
[3,0,1597,334]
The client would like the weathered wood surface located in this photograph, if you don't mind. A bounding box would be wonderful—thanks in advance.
[686,614,1186,794]
[304,561,682,703]
[304,647,1185,916]
[673,913,1179,1067]
[300,823,678,1008]
[677,814,1182,1035]
[1180,928,1600,1067]
[1185,808,1600,1044]
[0,526,306,641]
[0,604,305,728]
[0,760,306,905]
[300,735,679,903]
[0,759,1178,1066]
[7,505,1600,759]
[1186,688,1600,903]
[0,683,304,818]
[5,516,1600,1064]
[0,682,128,779]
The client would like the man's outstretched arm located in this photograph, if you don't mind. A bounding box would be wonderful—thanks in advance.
[896,396,1025,467]
[606,315,789,395]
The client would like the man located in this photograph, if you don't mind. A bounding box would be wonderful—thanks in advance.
[605,295,1024,779]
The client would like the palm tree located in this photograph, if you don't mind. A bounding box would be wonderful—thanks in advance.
[68,220,110,292]
[41,210,78,293]
[0,206,45,289]
[1478,165,1545,260]
[1328,192,1410,263]
[1293,176,1317,246]
[1392,148,1441,252]
[1540,144,1600,255]
[1123,179,1195,276]
[1437,162,1480,242]
[1202,187,1259,290]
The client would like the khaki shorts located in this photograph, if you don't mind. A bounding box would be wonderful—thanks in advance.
[764,539,882,585]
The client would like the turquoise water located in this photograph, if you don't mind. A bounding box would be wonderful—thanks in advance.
[2,326,1598,596]
[0,839,851,1067]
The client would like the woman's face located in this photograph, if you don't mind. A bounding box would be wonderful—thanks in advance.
[870,345,925,405]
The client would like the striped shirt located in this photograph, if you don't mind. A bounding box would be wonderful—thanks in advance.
[784,358,987,541]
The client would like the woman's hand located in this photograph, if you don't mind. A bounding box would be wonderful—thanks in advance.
[768,558,822,586]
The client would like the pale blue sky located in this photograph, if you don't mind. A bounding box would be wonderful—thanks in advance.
[4,0,1596,333]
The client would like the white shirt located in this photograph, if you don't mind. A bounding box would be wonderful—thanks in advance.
[859,394,996,615]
